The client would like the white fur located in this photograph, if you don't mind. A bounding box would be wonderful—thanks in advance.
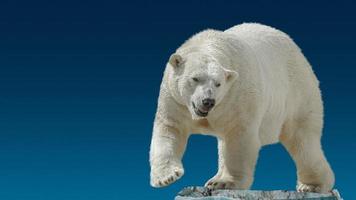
[149,23,334,193]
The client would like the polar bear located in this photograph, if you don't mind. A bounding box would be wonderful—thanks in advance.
[149,23,334,193]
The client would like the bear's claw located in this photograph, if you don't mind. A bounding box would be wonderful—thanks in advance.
[205,177,237,190]
[296,181,321,193]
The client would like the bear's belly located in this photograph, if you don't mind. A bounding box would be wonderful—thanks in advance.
[258,106,287,145]
[258,119,283,145]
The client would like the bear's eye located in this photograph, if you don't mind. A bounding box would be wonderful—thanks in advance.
[192,77,199,82]
[215,83,221,87]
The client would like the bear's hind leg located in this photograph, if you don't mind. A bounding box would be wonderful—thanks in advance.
[280,117,334,193]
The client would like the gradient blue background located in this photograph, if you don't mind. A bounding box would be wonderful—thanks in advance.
[0,0,355,199]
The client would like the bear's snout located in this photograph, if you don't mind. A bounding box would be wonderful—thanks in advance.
[202,98,215,110]
[192,98,216,117]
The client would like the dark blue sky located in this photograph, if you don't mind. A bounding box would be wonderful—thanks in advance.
[0,0,355,199]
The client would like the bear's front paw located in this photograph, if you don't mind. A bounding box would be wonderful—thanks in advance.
[296,181,321,193]
[150,162,184,188]
[204,177,237,190]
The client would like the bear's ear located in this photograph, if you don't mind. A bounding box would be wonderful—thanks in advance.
[168,53,183,68]
[224,68,238,82]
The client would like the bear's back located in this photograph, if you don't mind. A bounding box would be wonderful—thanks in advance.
[225,23,293,43]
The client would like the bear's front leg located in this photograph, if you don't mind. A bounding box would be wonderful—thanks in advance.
[149,122,188,187]
[205,128,261,190]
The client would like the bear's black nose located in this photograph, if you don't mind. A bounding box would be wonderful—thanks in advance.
[202,98,215,109]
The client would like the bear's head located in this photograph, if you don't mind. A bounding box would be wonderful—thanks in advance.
[168,52,238,120]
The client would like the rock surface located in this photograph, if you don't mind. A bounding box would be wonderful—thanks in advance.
[175,186,342,200]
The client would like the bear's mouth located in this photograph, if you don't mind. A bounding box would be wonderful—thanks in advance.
[192,102,209,117]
